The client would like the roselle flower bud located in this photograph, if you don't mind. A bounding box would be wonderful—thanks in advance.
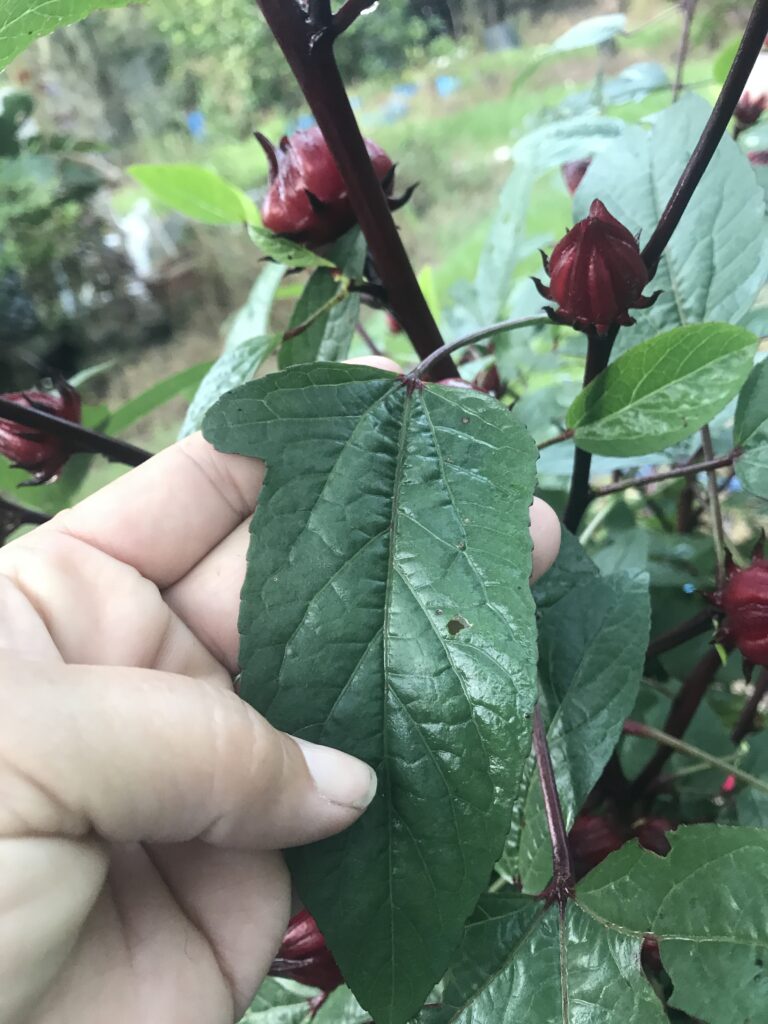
[256,126,405,248]
[269,910,343,1009]
[568,813,628,880]
[715,539,768,668]
[534,199,660,335]
[0,383,82,484]
[736,52,768,128]
[561,159,591,196]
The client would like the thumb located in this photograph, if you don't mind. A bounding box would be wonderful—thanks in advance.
[0,655,377,849]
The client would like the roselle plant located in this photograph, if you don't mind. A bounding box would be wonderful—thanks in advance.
[3,2,768,1023]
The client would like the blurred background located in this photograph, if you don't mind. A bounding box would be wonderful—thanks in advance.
[0,0,754,465]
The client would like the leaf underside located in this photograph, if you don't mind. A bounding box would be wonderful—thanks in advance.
[203,364,539,1024]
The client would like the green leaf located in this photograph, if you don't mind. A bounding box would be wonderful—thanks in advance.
[128,164,259,226]
[531,529,598,610]
[445,898,665,1024]
[203,365,539,1024]
[179,335,279,439]
[518,572,650,893]
[724,733,768,829]
[0,0,129,71]
[511,115,626,172]
[279,229,367,367]
[736,434,768,499]
[577,825,768,1024]
[240,978,313,1024]
[734,358,768,446]
[224,264,286,353]
[567,323,758,456]
[551,14,626,53]
[107,362,212,435]
[574,94,768,352]
[474,164,534,324]
[248,226,335,271]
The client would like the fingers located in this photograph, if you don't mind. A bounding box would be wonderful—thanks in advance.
[0,656,377,850]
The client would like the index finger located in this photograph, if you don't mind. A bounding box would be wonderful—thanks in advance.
[40,356,403,589]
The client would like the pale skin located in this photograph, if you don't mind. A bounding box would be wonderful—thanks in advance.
[0,357,561,1024]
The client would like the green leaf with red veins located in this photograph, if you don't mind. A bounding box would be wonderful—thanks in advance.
[203,364,539,1024]
[576,825,768,1024]
[574,93,768,355]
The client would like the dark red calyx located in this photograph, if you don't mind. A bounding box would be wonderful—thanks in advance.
[561,158,591,196]
[0,382,82,484]
[736,53,768,127]
[269,910,343,1004]
[568,813,628,880]
[257,126,396,248]
[714,541,768,668]
[533,198,660,335]
[633,817,676,857]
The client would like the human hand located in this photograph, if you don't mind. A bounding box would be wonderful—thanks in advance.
[0,357,560,1024]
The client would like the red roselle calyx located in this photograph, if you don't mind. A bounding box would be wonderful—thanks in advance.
[0,383,82,484]
[257,126,411,248]
[269,910,343,1011]
[713,538,768,669]
[561,159,591,196]
[736,51,768,129]
[533,199,660,335]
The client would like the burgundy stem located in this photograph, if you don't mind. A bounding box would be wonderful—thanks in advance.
[646,608,713,660]
[630,646,727,797]
[333,0,375,37]
[672,0,699,101]
[593,453,735,496]
[0,494,51,527]
[533,704,575,904]
[0,398,150,468]
[255,1,456,379]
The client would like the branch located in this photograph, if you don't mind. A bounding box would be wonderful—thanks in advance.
[592,452,735,496]
[673,0,699,100]
[0,494,51,529]
[0,398,150,468]
[630,645,727,797]
[408,315,549,382]
[642,0,768,271]
[333,0,375,37]
[624,718,768,797]
[256,0,457,379]
[701,425,728,590]
[533,704,574,906]
[732,667,768,743]
[646,607,714,660]
[538,429,574,451]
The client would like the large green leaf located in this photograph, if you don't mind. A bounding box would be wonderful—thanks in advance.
[474,164,534,325]
[567,324,758,456]
[511,115,625,172]
[441,897,665,1024]
[575,94,768,353]
[734,357,768,446]
[279,229,367,367]
[577,825,768,1024]
[203,364,539,1024]
[179,335,278,438]
[107,362,212,435]
[223,264,286,353]
[0,0,129,70]
[551,13,627,52]
[129,163,260,226]
[518,572,650,893]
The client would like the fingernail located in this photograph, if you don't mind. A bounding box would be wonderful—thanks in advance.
[294,738,377,811]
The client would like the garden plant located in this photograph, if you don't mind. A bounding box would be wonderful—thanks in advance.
[2,2,768,1023]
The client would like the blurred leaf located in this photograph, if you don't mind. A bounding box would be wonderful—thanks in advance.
[248,226,335,270]
[736,433,768,499]
[567,324,758,456]
[240,978,313,1024]
[577,825,768,1024]
[714,36,741,85]
[473,164,534,324]
[128,163,260,226]
[108,362,212,435]
[312,987,369,1024]
[68,359,116,389]
[224,264,286,353]
[601,61,670,105]
[512,114,625,172]
[575,95,768,352]
[179,335,279,439]
[0,0,128,71]
[203,364,538,1024]
[518,571,650,893]
[726,733,768,829]
[417,265,441,323]
[551,13,626,53]
[279,228,366,367]
[734,357,768,446]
